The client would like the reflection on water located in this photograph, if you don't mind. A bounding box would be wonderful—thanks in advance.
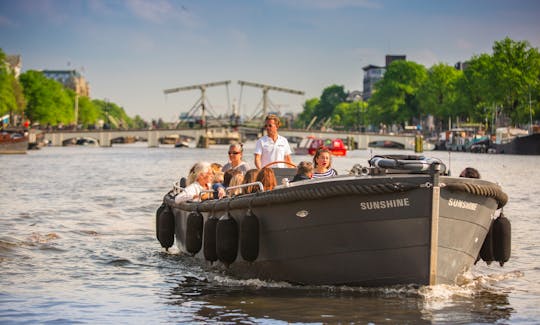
[162,274,514,324]
[0,144,539,323]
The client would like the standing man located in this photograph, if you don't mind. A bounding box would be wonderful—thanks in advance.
[254,114,293,169]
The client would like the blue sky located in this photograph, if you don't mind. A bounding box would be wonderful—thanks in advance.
[1,0,539,122]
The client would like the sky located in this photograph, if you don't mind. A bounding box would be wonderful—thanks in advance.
[1,0,539,122]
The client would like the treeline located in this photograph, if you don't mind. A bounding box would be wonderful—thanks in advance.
[0,49,147,129]
[294,37,540,133]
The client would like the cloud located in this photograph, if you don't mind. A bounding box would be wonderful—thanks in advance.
[0,15,15,27]
[273,0,382,10]
[125,0,195,26]
[456,38,473,50]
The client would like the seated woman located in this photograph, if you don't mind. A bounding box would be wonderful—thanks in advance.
[242,168,260,194]
[256,167,277,191]
[312,147,338,178]
[227,172,245,196]
[174,161,216,203]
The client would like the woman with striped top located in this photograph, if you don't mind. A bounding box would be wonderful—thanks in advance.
[312,147,338,178]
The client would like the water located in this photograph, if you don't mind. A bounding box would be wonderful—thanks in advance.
[1,143,539,324]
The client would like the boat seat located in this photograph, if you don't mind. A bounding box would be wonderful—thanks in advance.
[272,168,297,185]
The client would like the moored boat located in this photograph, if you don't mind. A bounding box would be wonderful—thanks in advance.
[156,155,509,287]
[494,127,540,155]
[0,130,28,154]
[294,136,347,156]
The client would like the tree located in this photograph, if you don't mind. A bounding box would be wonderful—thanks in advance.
[19,70,74,126]
[0,48,25,123]
[74,94,100,127]
[93,99,132,129]
[417,63,463,130]
[490,37,540,125]
[294,97,319,128]
[368,60,428,126]
[311,85,347,128]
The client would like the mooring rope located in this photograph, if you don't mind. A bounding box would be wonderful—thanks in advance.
[443,182,508,208]
[166,177,508,212]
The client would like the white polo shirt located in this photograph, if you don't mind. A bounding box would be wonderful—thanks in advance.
[254,135,292,168]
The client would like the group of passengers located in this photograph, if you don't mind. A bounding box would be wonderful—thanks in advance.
[174,114,338,203]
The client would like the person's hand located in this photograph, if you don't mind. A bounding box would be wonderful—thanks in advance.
[217,187,226,199]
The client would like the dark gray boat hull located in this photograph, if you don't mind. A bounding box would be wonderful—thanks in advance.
[165,174,505,286]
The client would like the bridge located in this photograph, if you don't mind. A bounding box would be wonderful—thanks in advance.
[41,127,418,150]
[42,128,240,147]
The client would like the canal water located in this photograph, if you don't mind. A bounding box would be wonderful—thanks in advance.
[1,143,539,324]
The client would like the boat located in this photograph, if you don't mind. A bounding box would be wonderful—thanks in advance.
[156,155,510,287]
[494,127,540,155]
[0,129,28,154]
[62,137,99,146]
[294,136,347,156]
[368,140,405,149]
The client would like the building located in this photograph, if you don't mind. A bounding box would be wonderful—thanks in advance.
[5,55,22,78]
[362,54,406,101]
[42,69,90,97]
[362,64,385,101]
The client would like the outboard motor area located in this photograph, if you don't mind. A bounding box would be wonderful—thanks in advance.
[368,155,447,175]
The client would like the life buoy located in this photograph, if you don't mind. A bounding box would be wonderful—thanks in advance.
[368,155,447,174]
[185,212,203,255]
[479,221,494,265]
[203,216,218,262]
[492,213,511,266]
[240,211,259,262]
[156,203,175,250]
[216,214,239,266]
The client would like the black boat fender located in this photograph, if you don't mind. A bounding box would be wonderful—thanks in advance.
[216,214,239,266]
[185,211,203,255]
[156,203,175,250]
[493,213,511,266]
[479,221,494,265]
[203,216,218,262]
[240,210,259,262]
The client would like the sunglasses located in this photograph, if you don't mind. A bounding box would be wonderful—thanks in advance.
[228,151,241,155]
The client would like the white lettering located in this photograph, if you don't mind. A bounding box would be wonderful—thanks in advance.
[448,198,478,211]
[360,198,410,210]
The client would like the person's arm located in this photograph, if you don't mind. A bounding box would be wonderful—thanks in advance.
[284,154,293,165]
[174,184,199,203]
[254,153,262,169]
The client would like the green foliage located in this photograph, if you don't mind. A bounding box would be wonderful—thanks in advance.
[76,95,100,127]
[294,97,319,128]
[92,99,133,129]
[417,63,463,121]
[295,37,540,131]
[315,85,348,122]
[368,60,427,125]
[0,48,24,118]
[490,37,540,124]
[19,70,74,125]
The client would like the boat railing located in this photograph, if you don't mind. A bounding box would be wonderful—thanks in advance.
[172,181,265,198]
[226,181,264,196]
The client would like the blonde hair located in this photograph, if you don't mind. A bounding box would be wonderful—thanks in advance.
[187,161,211,185]
[228,173,245,196]
[265,114,281,128]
